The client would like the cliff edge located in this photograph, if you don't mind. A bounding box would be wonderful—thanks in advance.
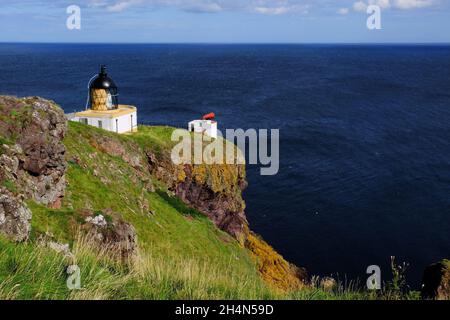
[0,96,306,295]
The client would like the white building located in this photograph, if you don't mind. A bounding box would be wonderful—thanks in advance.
[68,105,138,134]
[67,65,138,134]
[188,119,218,139]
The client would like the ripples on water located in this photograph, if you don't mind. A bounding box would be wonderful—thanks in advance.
[1,44,449,287]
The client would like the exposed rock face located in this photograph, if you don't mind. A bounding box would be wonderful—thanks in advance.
[146,148,308,291]
[245,232,308,290]
[89,135,143,169]
[421,260,450,300]
[87,135,154,193]
[0,188,32,242]
[175,164,248,241]
[0,95,306,291]
[147,151,248,243]
[83,211,138,260]
[0,96,67,207]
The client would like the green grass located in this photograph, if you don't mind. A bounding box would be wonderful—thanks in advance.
[0,121,422,300]
[37,121,274,299]
[0,231,277,300]
[1,232,416,300]
[0,136,13,146]
[132,125,178,155]
[0,104,33,143]
[28,202,82,245]
[2,179,17,193]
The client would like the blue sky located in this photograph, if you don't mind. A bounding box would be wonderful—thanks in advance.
[0,0,449,43]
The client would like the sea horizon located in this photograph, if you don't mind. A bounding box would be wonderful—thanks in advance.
[1,42,450,45]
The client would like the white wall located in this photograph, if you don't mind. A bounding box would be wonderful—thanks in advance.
[188,120,217,139]
[71,116,114,131]
[115,111,137,134]
[70,111,137,134]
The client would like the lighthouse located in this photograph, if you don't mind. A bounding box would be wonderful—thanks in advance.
[188,112,218,139]
[68,65,138,134]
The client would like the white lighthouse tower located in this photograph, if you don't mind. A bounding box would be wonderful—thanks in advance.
[68,65,138,134]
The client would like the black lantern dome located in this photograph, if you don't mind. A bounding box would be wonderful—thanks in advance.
[89,65,119,111]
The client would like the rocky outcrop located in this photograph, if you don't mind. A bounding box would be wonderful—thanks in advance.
[146,148,308,291]
[421,260,450,300]
[83,210,138,261]
[245,232,307,291]
[37,232,74,259]
[0,96,67,208]
[147,150,248,243]
[87,134,154,193]
[0,95,306,291]
[89,135,143,169]
[0,187,32,242]
[174,164,248,242]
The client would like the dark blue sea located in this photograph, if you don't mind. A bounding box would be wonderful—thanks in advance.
[1,43,449,288]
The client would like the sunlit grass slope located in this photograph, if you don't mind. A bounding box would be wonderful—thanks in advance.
[0,122,415,300]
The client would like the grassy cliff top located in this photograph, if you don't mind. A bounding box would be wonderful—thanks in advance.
[0,96,411,300]
[0,120,365,299]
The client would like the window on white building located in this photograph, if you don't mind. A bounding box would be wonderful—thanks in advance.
[98,120,103,129]
[79,118,88,125]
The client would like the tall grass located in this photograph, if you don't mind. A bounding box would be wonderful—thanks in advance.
[0,234,422,300]
[0,234,277,300]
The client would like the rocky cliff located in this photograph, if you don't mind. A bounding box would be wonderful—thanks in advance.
[0,95,306,291]
[0,96,67,241]
[0,96,67,207]
[1,95,449,299]
[146,146,307,290]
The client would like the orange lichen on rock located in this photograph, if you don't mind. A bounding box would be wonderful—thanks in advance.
[176,166,187,182]
[421,259,450,300]
[141,129,307,291]
[245,232,308,291]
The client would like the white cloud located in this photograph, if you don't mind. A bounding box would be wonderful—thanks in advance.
[182,2,223,13]
[107,0,143,12]
[253,3,309,15]
[352,0,436,12]
[254,6,289,15]
[393,0,436,9]
[82,0,440,14]
[353,1,368,11]
[99,0,312,15]
[372,0,391,9]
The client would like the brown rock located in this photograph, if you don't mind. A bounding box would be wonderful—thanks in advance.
[83,211,137,261]
[147,150,248,242]
[175,175,248,241]
[0,187,32,242]
[0,96,67,206]
[49,197,62,209]
[144,146,308,291]
[421,260,450,300]
[90,135,144,169]
[245,231,308,291]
